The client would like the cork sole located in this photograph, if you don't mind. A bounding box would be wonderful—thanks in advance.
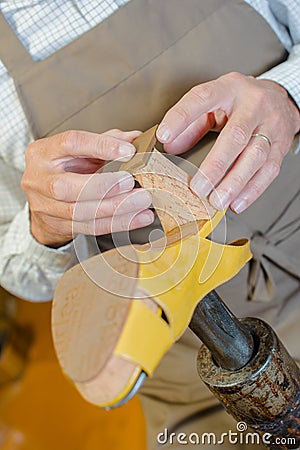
[52,247,157,406]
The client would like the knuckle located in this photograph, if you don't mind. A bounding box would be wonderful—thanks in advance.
[114,192,135,212]
[59,130,79,152]
[255,87,267,105]
[109,196,122,214]
[66,202,76,220]
[21,173,30,192]
[208,158,226,177]
[25,137,50,163]
[250,181,263,197]
[95,219,110,236]
[49,175,65,200]
[230,123,250,147]
[190,84,213,105]
[81,220,95,236]
[123,194,138,211]
[246,84,266,106]
[266,160,281,179]
[271,111,282,129]
[97,136,118,157]
[173,105,190,128]
[99,174,118,196]
[223,71,244,84]
[250,143,268,164]
[231,173,245,189]
[95,198,110,218]
[108,128,121,135]
[25,142,36,161]
[118,213,131,232]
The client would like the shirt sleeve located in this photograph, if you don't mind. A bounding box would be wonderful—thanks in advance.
[0,61,99,302]
[259,43,300,109]
[258,43,300,154]
[254,0,300,153]
[0,202,98,302]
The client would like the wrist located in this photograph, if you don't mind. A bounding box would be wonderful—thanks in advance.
[30,213,73,248]
[277,83,300,135]
[259,79,300,135]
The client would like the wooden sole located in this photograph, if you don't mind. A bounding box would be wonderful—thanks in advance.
[52,247,158,406]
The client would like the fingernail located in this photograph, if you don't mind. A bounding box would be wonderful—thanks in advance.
[138,211,154,226]
[209,190,230,210]
[190,175,212,198]
[133,190,152,208]
[157,124,171,142]
[118,173,134,192]
[118,143,136,161]
[231,198,247,214]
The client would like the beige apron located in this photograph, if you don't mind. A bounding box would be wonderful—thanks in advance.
[1,1,299,448]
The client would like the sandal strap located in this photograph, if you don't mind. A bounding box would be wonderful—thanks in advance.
[115,300,173,376]
[113,233,251,375]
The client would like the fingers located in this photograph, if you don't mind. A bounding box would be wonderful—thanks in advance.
[27,181,154,245]
[157,77,234,144]
[30,129,137,162]
[190,119,257,201]
[191,132,276,212]
[73,189,152,221]
[103,129,142,141]
[230,157,281,213]
[157,83,218,143]
[208,134,271,209]
[35,208,155,245]
[24,170,135,202]
[163,113,216,155]
[190,139,281,214]
[158,73,300,213]
[31,189,153,221]
[72,209,155,236]
[22,127,146,246]
[42,171,135,202]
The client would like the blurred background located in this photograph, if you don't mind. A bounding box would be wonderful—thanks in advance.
[0,287,146,449]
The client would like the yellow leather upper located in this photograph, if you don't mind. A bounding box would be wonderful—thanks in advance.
[114,210,252,381]
[115,301,173,376]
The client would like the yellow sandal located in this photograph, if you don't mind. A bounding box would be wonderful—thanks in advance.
[52,128,252,408]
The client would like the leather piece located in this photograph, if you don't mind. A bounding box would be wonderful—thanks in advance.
[112,223,251,382]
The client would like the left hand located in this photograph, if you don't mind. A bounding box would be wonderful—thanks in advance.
[157,72,300,213]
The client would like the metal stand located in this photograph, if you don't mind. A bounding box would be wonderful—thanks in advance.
[190,291,300,450]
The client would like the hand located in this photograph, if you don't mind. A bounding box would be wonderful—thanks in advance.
[21,129,154,247]
[157,72,300,213]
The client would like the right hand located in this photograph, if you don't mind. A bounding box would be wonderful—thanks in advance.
[21,129,154,247]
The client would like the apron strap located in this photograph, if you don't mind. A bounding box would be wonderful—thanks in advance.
[0,12,34,77]
[248,232,300,302]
